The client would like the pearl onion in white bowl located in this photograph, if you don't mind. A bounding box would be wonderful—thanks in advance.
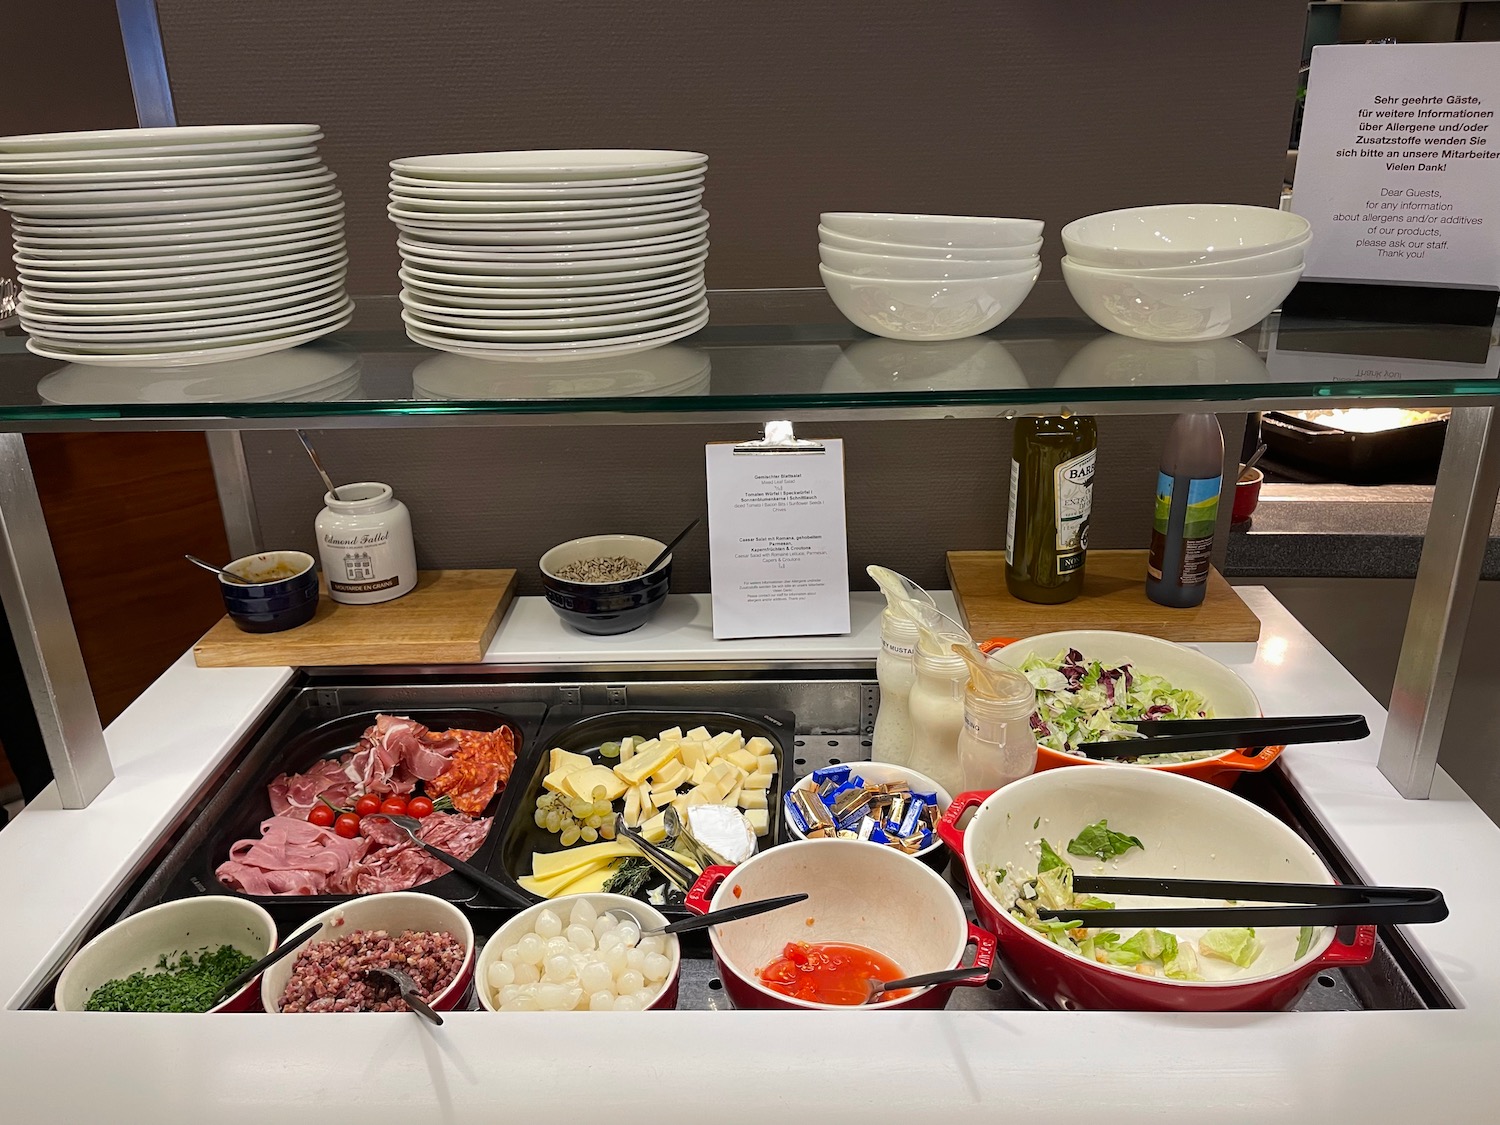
[476,892,681,1011]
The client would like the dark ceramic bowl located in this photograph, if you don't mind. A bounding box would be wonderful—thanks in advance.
[220,551,319,634]
[538,534,671,636]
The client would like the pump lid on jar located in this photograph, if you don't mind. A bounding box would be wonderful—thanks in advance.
[954,643,1036,709]
[892,597,970,662]
[868,564,936,634]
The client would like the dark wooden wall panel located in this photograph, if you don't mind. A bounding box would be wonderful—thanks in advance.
[152,0,1309,297]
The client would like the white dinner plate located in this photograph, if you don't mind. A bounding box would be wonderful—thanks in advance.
[398,245,706,279]
[23,293,351,342]
[13,199,345,236]
[384,192,699,222]
[2,176,335,214]
[397,265,707,301]
[20,277,347,322]
[18,242,346,282]
[388,178,704,205]
[0,124,320,154]
[402,297,706,342]
[386,203,702,231]
[30,299,351,351]
[0,146,321,175]
[400,286,705,330]
[390,211,706,243]
[388,166,704,194]
[27,305,353,367]
[14,230,345,270]
[0,165,332,197]
[36,342,359,404]
[391,149,705,182]
[14,223,344,260]
[399,253,706,290]
[397,230,706,263]
[405,307,708,361]
[0,134,323,165]
[400,273,703,312]
[0,157,324,190]
[18,251,348,293]
[21,271,346,313]
[7,185,339,219]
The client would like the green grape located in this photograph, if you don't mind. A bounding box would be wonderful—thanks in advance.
[579,826,598,843]
[599,822,616,840]
[533,809,548,828]
[545,812,562,834]
[559,824,581,847]
[591,799,612,817]
[598,741,621,759]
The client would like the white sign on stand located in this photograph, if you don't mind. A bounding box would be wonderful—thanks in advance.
[705,422,851,640]
[1292,41,1500,287]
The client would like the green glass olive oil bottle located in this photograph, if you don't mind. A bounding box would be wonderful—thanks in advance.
[1005,415,1097,604]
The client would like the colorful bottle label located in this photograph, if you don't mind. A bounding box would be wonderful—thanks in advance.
[1052,449,1095,574]
[1147,472,1221,586]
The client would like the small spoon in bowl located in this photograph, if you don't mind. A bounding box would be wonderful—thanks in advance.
[185,554,249,584]
[642,517,700,576]
[361,966,443,1026]
[862,966,995,1004]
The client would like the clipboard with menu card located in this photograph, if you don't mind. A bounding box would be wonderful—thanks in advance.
[705,421,851,640]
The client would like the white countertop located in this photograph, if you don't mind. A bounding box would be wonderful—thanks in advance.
[3,589,1498,1124]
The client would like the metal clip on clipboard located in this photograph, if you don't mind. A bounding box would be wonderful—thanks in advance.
[732,419,826,455]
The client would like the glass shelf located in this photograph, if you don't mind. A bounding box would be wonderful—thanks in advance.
[0,296,1496,430]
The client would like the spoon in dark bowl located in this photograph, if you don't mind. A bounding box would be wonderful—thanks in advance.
[362,966,443,1025]
[642,517,700,576]
[185,554,249,584]
[209,923,320,1008]
[373,813,530,908]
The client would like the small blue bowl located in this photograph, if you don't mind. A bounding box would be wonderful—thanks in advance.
[220,551,319,634]
[539,534,672,636]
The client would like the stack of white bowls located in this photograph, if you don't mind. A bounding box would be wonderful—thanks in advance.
[817,212,1042,341]
[1060,204,1310,341]
[0,124,350,367]
[389,149,709,360]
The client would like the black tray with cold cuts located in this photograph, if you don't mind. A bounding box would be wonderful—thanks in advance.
[488,707,794,919]
[171,705,546,910]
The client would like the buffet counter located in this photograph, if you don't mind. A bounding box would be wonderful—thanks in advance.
[2,588,1497,1124]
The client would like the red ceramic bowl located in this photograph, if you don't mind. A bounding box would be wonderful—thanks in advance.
[260,891,475,1013]
[1232,467,1263,524]
[56,896,276,1013]
[938,768,1375,1012]
[686,838,996,1010]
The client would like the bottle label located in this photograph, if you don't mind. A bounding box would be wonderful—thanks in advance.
[963,710,981,737]
[1005,458,1019,566]
[1052,448,1095,574]
[1147,472,1222,586]
[882,637,916,658]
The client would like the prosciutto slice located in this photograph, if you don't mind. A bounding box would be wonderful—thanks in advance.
[342,715,461,795]
[216,816,370,896]
[341,812,492,895]
[268,758,357,820]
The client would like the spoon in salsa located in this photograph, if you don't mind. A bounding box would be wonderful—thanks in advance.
[861,966,996,1005]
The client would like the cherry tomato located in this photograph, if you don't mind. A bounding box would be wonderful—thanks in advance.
[380,796,409,817]
[406,796,434,818]
[334,813,361,838]
[309,804,336,828]
[354,794,382,817]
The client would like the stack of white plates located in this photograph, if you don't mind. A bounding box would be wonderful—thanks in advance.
[0,124,351,367]
[389,149,709,360]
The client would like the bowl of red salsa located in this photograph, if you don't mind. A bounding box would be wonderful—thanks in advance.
[685,838,997,1010]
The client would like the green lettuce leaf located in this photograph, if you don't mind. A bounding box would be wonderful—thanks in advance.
[1038,838,1069,874]
[1164,942,1203,981]
[1074,895,1116,911]
[1107,928,1179,967]
[1035,865,1075,911]
[1067,819,1145,861]
[1295,926,1316,960]
[1199,928,1264,968]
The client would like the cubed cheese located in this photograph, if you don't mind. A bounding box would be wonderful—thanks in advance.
[706,732,736,756]
[697,779,728,804]
[726,748,760,771]
[549,748,593,775]
[679,742,706,769]
[623,786,641,827]
[742,771,774,791]
[685,786,711,807]
[640,811,668,844]
[651,762,691,792]
[756,754,778,775]
[724,783,743,807]
[619,736,638,763]
[658,726,684,742]
[685,726,712,742]
[565,764,628,802]
[614,742,680,785]
[744,808,769,836]
[746,736,774,755]
[739,788,766,810]
[689,761,710,785]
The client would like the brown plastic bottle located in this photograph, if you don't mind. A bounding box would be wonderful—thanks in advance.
[1005,415,1097,604]
[1146,413,1225,608]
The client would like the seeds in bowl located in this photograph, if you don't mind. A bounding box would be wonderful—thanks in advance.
[555,556,647,583]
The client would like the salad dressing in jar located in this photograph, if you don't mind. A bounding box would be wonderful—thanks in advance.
[953,645,1038,792]
[898,602,972,795]
[867,565,937,767]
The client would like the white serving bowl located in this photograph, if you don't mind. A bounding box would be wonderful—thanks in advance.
[1075,236,1309,278]
[819,244,1037,280]
[821,212,1043,249]
[1062,204,1310,269]
[475,893,682,1011]
[56,896,276,1013]
[1062,257,1303,342]
[819,226,1043,260]
[820,263,1039,341]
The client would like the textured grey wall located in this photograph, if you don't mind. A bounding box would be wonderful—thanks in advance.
[151,0,1309,299]
[243,415,1243,595]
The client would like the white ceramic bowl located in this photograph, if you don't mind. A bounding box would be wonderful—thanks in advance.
[819,226,1042,260]
[1062,257,1302,342]
[820,263,1039,341]
[1074,236,1309,278]
[56,896,276,1013]
[821,212,1043,249]
[786,761,952,864]
[475,893,682,1011]
[260,892,476,1014]
[1062,204,1311,269]
[819,244,1038,280]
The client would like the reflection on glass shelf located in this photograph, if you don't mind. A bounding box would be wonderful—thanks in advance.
[0,295,1497,425]
[411,344,710,400]
[35,341,362,405]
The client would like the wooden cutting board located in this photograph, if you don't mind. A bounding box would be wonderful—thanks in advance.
[192,569,517,667]
[946,550,1260,643]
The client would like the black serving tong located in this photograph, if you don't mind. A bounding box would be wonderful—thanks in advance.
[1034,875,1447,929]
[1074,713,1370,760]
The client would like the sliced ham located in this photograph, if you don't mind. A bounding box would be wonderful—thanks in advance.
[216,816,370,896]
[268,758,357,820]
[342,813,491,895]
